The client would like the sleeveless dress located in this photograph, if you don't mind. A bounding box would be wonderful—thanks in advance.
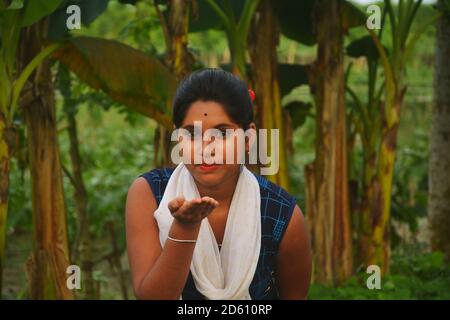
[140,167,298,300]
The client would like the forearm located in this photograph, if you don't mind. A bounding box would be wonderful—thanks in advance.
[135,220,200,299]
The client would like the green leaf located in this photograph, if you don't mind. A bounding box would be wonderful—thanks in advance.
[118,0,138,4]
[278,63,309,97]
[443,0,450,18]
[275,0,365,46]
[4,0,24,10]
[10,42,63,122]
[274,0,316,46]
[76,0,109,25]
[53,36,177,129]
[189,0,244,32]
[22,0,63,27]
[220,62,309,98]
[346,35,384,62]
[284,101,312,129]
[237,0,261,39]
[404,12,441,64]
[48,0,109,40]
[341,0,366,30]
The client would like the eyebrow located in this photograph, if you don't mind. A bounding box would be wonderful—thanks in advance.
[181,123,236,130]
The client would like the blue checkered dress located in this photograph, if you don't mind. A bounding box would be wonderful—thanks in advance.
[139,167,297,300]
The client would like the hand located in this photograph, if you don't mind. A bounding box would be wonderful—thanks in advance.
[168,196,219,226]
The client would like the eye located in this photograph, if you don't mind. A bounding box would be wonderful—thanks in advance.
[219,128,233,138]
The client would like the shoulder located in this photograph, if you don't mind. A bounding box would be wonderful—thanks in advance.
[140,167,175,184]
[138,167,175,206]
[252,173,297,213]
[275,203,311,299]
[252,173,299,244]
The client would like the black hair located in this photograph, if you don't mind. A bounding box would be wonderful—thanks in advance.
[172,68,254,130]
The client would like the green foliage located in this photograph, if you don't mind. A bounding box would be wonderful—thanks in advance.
[309,246,450,300]
[8,159,32,231]
[284,101,313,130]
[278,63,309,98]
[189,0,244,33]
[391,128,428,238]
[347,35,382,62]
[48,0,110,40]
[2,0,24,11]
[3,0,445,300]
[54,36,177,128]
[275,0,366,46]
[22,0,62,27]
[118,1,162,56]
[58,105,155,247]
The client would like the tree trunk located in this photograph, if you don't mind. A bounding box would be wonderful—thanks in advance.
[66,107,95,299]
[248,0,290,190]
[305,0,352,285]
[106,221,128,300]
[19,20,73,300]
[0,112,14,298]
[359,90,404,274]
[57,61,96,299]
[166,0,192,81]
[154,0,192,168]
[429,5,450,262]
[358,132,378,268]
[0,15,17,296]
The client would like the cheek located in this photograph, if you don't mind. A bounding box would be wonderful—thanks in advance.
[222,138,235,162]
[179,139,202,163]
[219,137,244,163]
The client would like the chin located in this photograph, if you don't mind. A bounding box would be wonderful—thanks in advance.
[186,164,236,188]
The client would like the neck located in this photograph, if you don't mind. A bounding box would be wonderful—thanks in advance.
[196,167,241,205]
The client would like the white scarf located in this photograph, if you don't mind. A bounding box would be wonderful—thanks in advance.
[153,163,261,300]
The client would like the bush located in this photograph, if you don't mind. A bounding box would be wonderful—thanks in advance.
[308,245,450,300]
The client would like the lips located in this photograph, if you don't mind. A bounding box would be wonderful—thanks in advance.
[198,163,220,171]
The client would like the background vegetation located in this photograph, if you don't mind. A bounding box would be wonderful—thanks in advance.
[1,0,449,299]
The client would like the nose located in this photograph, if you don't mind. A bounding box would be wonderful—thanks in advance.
[201,139,216,159]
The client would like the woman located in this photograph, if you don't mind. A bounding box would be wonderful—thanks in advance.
[126,68,312,300]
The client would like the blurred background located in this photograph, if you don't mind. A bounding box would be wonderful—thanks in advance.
[0,0,449,299]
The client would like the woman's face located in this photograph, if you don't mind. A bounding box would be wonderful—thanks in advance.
[178,100,255,188]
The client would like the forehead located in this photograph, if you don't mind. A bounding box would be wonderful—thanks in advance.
[181,100,236,127]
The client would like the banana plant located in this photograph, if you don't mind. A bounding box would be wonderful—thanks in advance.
[53,36,177,129]
[429,0,450,262]
[275,0,365,285]
[0,0,66,298]
[360,0,441,273]
[1,0,176,298]
[200,0,260,79]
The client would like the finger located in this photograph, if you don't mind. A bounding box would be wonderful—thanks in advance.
[201,202,215,217]
[201,196,214,204]
[180,199,196,213]
[181,198,203,216]
[195,202,209,216]
[204,201,217,213]
[203,200,215,212]
[197,197,217,216]
[203,196,219,207]
[168,197,185,213]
